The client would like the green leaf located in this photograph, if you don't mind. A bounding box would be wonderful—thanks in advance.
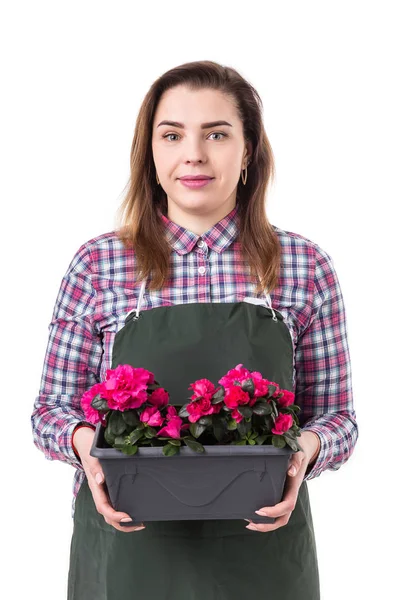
[128,427,145,445]
[212,417,226,442]
[241,377,255,396]
[267,383,279,398]
[144,426,157,439]
[162,443,179,456]
[91,394,109,412]
[104,426,116,446]
[121,409,140,427]
[283,434,298,451]
[109,411,127,436]
[237,418,251,437]
[252,401,272,416]
[237,405,253,418]
[198,415,213,426]
[248,439,256,445]
[167,439,181,446]
[178,403,189,418]
[120,444,138,455]
[270,401,279,418]
[114,435,127,448]
[183,437,205,453]
[190,422,207,439]
[292,413,300,426]
[227,419,238,431]
[272,434,286,448]
[211,386,225,403]
[255,434,268,445]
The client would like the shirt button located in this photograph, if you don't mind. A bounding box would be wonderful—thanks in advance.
[198,266,206,275]
[197,239,205,247]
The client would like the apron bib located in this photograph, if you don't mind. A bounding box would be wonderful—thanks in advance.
[68,276,320,600]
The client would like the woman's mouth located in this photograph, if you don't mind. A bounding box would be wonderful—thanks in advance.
[178,178,215,189]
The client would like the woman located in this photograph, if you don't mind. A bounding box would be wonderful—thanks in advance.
[31,60,358,599]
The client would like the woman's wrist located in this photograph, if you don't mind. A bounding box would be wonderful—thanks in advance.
[300,430,321,465]
[72,424,96,459]
[307,431,321,464]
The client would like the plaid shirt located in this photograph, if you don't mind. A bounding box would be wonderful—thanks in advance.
[31,204,358,519]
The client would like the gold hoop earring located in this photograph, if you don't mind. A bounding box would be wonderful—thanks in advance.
[241,165,248,185]
[156,172,160,185]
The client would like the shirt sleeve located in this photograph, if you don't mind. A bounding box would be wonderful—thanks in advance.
[30,241,103,472]
[295,245,359,480]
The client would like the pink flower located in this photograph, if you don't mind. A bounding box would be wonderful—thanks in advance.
[102,364,153,411]
[218,363,252,388]
[276,389,295,407]
[231,408,244,423]
[224,386,250,409]
[187,397,215,423]
[271,413,293,435]
[157,416,184,439]
[249,371,271,400]
[166,405,178,419]
[269,380,282,398]
[148,387,169,408]
[80,382,107,424]
[189,378,217,402]
[140,406,164,427]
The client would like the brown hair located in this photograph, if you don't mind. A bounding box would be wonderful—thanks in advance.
[115,60,281,295]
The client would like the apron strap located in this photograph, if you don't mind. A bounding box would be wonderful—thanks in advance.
[128,274,278,322]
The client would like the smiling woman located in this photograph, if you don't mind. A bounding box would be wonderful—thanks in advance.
[151,86,254,234]
[116,62,279,294]
[31,59,357,600]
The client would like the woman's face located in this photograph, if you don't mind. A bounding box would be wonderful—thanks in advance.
[152,85,252,219]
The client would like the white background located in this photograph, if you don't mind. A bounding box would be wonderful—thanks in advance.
[2,1,398,598]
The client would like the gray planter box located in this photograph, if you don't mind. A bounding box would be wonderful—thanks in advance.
[90,423,294,527]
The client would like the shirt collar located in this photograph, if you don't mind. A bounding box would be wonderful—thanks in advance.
[159,204,240,255]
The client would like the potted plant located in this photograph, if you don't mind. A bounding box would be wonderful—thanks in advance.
[86,363,302,526]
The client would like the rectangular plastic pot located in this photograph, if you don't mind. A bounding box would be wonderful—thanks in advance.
[90,423,294,526]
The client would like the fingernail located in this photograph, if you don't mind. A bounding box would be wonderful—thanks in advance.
[246,524,258,530]
[120,517,133,523]
[134,526,146,531]
[255,510,268,516]
[95,472,104,484]
[289,466,296,475]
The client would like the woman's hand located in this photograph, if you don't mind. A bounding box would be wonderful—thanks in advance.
[245,431,321,533]
[73,426,146,533]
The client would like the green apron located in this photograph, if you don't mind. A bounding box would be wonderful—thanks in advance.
[68,275,320,599]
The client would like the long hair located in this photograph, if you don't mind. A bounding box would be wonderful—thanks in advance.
[115,60,281,295]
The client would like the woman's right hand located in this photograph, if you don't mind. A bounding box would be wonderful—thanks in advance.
[73,426,146,533]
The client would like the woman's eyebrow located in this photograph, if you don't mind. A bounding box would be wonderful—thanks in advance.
[156,120,233,129]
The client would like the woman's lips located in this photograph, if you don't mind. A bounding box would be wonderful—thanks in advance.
[179,178,214,188]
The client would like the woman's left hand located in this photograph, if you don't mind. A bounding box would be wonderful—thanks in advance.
[244,431,321,533]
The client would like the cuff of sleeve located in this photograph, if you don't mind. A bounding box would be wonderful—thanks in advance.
[60,421,96,471]
[301,424,335,481]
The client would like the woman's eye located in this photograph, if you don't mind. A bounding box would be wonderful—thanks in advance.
[163,133,179,142]
[162,132,227,142]
[209,132,227,141]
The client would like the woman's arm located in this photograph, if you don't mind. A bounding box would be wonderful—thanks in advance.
[30,241,103,472]
[295,245,359,480]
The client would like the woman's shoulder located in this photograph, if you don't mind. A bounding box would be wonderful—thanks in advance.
[78,230,124,253]
[271,223,333,265]
[69,230,131,275]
